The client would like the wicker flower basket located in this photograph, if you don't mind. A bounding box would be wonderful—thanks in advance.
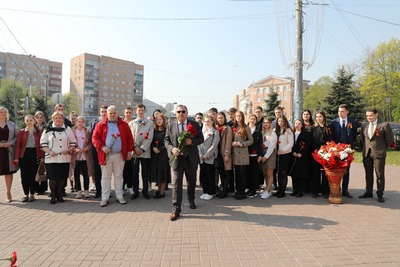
[324,168,347,204]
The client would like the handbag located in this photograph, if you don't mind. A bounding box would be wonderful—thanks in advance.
[35,161,47,182]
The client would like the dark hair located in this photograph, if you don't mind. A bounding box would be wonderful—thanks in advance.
[136,104,146,110]
[100,105,108,109]
[208,107,218,114]
[314,110,328,127]
[301,109,314,125]
[125,106,133,111]
[274,106,284,111]
[195,112,203,117]
[339,104,349,110]
[216,112,227,127]
[275,115,290,135]
[254,106,263,112]
[228,107,237,113]
[366,108,378,114]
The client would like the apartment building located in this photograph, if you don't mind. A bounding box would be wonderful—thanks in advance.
[233,75,309,122]
[70,53,144,116]
[0,52,62,97]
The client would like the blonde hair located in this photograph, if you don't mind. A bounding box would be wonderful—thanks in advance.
[0,106,10,121]
[51,111,65,120]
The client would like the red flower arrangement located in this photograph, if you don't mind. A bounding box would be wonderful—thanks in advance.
[169,123,197,164]
[312,141,354,169]
[144,132,149,139]
[233,127,237,133]
[107,133,120,162]
[375,129,380,137]
[1,251,17,267]
[277,140,281,145]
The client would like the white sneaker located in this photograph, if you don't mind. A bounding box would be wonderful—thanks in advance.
[117,197,127,204]
[100,200,108,207]
[84,190,90,198]
[261,191,270,199]
[128,188,134,195]
[76,191,82,199]
[200,193,207,200]
[204,194,213,200]
[89,185,96,191]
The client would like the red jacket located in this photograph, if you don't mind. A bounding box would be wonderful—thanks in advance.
[14,128,44,160]
[92,117,134,165]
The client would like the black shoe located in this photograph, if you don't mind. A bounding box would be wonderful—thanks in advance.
[290,192,296,196]
[377,195,385,202]
[57,195,65,202]
[218,190,228,199]
[153,191,165,199]
[61,191,67,197]
[359,192,373,198]
[311,193,319,198]
[131,192,139,200]
[234,194,246,200]
[142,192,151,199]
[342,191,353,198]
[50,197,56,204]
[277,192,286,198]
[322,194,329,199]
[189,200,196,209]
[94,193,101,198]
[296,193,303,197]
[247,191,256,198]
[22,196,29,202]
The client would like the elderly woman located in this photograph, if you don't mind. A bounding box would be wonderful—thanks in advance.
[40,112,76,204]
[0,107,18,202]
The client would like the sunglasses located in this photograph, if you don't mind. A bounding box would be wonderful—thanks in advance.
[176,110,186,114]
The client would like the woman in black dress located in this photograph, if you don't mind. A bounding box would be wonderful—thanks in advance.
[310,111,334,198]
[0,107,18,203]
[151,113,169,199]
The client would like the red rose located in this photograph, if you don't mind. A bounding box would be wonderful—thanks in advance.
[277,141,281,145]
[251,150,257,154]
[12,160,18,166]
[186,123,198,136]
[375,129,380,137]
[233,128,237,133]
[261,144,265,148]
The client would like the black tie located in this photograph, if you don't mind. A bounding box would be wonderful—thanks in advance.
[342,120,346,129]
[181,123,185,133]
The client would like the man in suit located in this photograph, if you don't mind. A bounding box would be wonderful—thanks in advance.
[165,105,204,221]
[359,108,393,202]
[330,104,358,198]
[129,104,154,200]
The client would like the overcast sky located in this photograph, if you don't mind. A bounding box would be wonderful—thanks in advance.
[0,0,399,113]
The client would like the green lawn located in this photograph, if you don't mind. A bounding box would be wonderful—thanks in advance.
[353,150,400,166]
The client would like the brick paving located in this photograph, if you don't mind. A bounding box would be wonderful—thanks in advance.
[0,162,399,266]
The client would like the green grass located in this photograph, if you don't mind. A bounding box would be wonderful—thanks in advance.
[353,150,400,166]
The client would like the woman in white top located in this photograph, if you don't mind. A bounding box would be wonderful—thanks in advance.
[40,112,76,204]
[198,115,220,200]
[259,117,277,199]
[274,115,294,198]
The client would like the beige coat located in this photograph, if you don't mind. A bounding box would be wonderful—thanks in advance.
[232,125,253,166]
[219,126,233,170]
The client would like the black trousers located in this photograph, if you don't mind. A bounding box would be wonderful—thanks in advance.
[247,156,260,192]
[19,148,39,195]
[123,158,134,189]
[234,165,247,195]
[200,163,216,195]
[92,149,102,195]
[74,160,90,191]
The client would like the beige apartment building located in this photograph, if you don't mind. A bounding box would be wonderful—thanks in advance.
[233,75,309,122]
[70,53,144,117]
[0,52,62,97]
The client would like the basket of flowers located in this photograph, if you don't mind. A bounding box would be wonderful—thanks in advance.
[312,141,354,204]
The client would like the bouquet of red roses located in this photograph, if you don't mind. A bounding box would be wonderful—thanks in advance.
[169,123,198,164]
[312,141,354,169]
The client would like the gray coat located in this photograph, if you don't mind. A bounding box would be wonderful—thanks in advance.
[198,128,220,164]
[4,121,19,172]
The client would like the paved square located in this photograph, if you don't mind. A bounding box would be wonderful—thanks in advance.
[0,163,399,266]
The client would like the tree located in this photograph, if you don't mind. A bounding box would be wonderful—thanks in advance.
[31,92,50,122]
[263,91,281,118]
[303,76,332,112]
[359,38,400,121]
[63,91,79,116]
[0,77,28,124]
[323,66,365,122]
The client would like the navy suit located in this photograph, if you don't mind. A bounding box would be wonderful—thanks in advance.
[330,117,358,194]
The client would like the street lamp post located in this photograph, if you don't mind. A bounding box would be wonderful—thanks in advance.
[13,74,19,120]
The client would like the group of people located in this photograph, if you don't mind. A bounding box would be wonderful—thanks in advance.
[0,101,394,222]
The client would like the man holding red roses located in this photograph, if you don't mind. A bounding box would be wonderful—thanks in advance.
[165,104,203,221]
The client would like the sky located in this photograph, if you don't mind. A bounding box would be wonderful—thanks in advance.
[0,0,399,114]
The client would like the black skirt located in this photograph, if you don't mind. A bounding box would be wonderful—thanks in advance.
[45,163,70,180]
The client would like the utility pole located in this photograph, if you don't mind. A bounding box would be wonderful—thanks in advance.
[13,74,19,120]
[293,0,304,120]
